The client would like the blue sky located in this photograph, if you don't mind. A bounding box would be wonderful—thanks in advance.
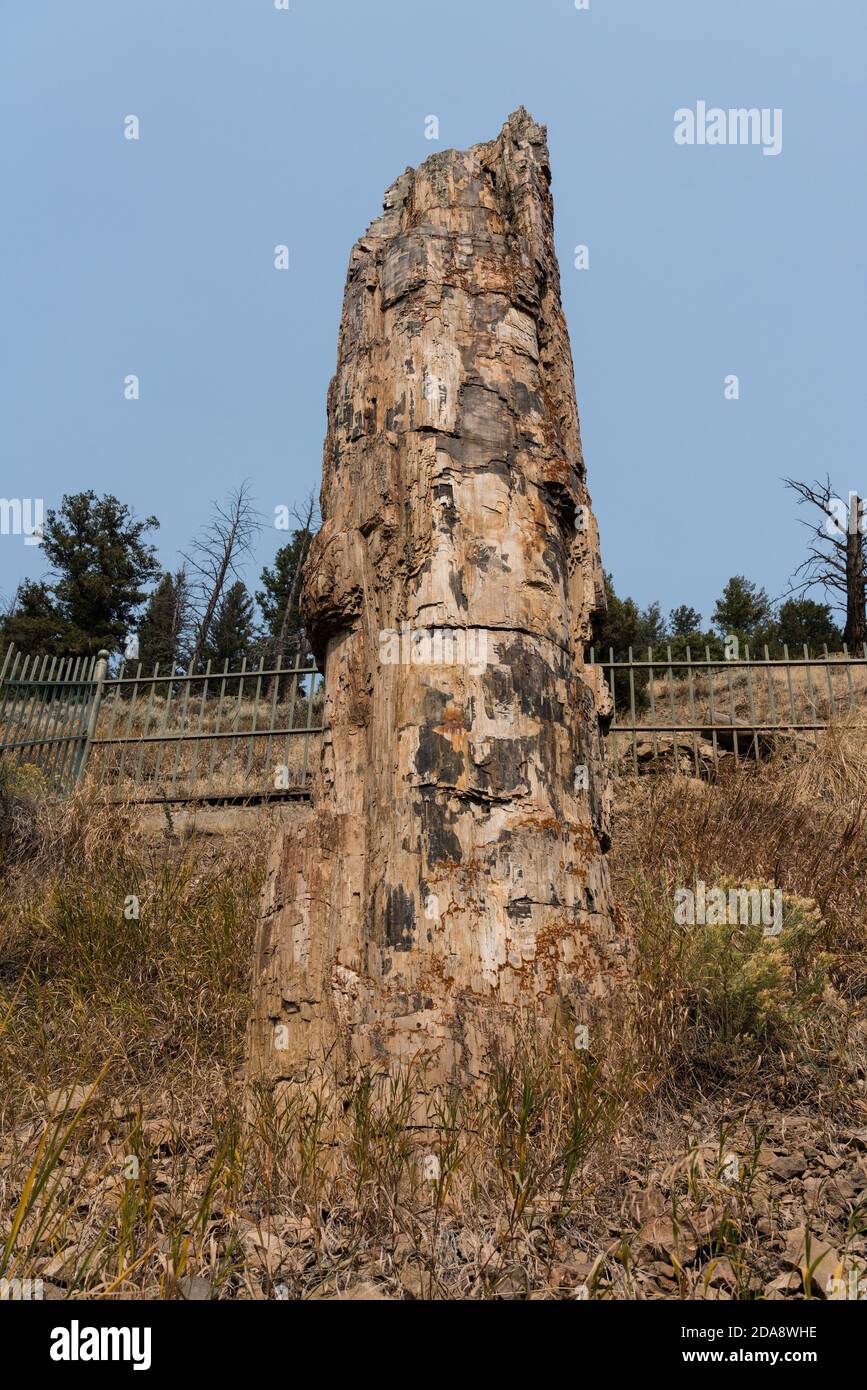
[1,0,864,629]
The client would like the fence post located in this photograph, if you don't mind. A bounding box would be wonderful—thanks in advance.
[73,649,109,783]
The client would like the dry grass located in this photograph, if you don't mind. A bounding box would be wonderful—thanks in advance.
[628,658,867,732]
[92,681,323,800]
[0,681,324,802]
[1,721,866,1300]
[610,661,867,781]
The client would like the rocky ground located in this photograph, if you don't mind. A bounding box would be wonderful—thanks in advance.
[12,1072,865,1301]
[2,723,866,1300]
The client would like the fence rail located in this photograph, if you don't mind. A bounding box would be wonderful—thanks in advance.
[0,646,104,795]
[0,646,323,804]
[2,642,866,803]
[590,642,867,774]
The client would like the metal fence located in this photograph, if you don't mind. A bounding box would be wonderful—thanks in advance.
[591,642,867,774]
[3,641,866,803]
[0,645,323,804]
[0,646,106,795]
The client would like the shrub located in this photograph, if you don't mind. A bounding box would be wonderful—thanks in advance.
[679,880,833,1053]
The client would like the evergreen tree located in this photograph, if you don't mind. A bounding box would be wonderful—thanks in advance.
[712,576,772,640]
[257,530,307,648]
[1,580,69,655]
[775,598,842,653]
[202,581,256,668]
[669,604,703,638]
[256,494,318,667]
[136,570,192,671]
[593,574,670,709]
[1,492,160,656]
[594,573,667,657]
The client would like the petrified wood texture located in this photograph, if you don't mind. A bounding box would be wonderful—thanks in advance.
[249,108,628,1089]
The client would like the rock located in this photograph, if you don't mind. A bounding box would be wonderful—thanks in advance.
[45,1085,92,1114]
[637,1215,698,1264]
[783,1226,843,1296]
[492,1267,527,1298]
[691,1208,723,1244]
[176,1275,212,1301]
[142,1119,175,1154]
[550,1259,596,1291]
[699,1257,739,1289]
[397,1264,428,1300]
[249,108,628,1090]
[392,1233,415,1263]
[767,1151,808,1181]
[766,1270,801,1299]
[636,1205,723,1267]
[634,736,715,775]
[829,1175,859,1202]
[239,1223,291,1273]
[638,1261,679,1294]
[40,1281,68,1301]
[699,714,775,758]
[819,1153,845,1171]
[40,1248,78,1282]
[282,1215,316,1244]
[320,1282,393,1301]
[108,1097,137,1121]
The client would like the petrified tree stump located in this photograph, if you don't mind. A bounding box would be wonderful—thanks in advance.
[248,108,628,1090]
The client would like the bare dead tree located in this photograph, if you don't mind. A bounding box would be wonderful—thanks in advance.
[783,476,867,652]
[183,484,261,672]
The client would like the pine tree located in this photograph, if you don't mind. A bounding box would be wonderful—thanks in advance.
[712,576,772,641]
[1,580,69,655]
[0,492,160,657]
[202,581,256,669]
[257,531,307,650]
[776,598,841,652]
[256,494,318,665]
[592,574,670,709]
[594,573,667,657]
[136,570,192,671]
[669,604,703,638]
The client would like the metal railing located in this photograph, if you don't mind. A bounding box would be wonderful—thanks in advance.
[591,642,867,774]
[0,646,106,795]
[3,641,866,803]
[0,645,323,804]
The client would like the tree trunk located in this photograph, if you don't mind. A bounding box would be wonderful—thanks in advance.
[248,108,629,1091]
[843,495,867,653]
